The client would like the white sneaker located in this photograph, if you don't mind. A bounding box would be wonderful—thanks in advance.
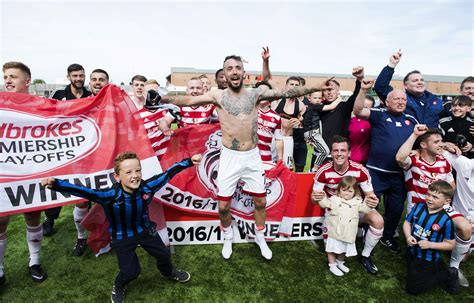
[222,239,233,259]
[255,233,272,260]
[221,227,233,259]
[336,260,350,273]
[458,268,469,287]
[329,264,344,276]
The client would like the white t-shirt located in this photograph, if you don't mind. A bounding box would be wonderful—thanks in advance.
[444,151,474,220]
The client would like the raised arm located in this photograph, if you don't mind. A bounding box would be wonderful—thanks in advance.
[161,90,219,107]
[146,156,201,192]
[374,49,402,102]
[42,177,115,202]
[353,79,374,120]
[261,46,271,82]
[395,124,427,169]
[258,79,332,103]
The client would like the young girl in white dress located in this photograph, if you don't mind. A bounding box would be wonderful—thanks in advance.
[319,176,373,276]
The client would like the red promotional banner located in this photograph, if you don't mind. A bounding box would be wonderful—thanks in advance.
[161,173,326,246]
[0,84,161,216]
[153,125,326,244]
[83,124,325,253]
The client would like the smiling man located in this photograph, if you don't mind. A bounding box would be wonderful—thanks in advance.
[311,135,383,275]
[89,69,110,96]
[158,54,327,260]
[50,64,92,100]
[1,61,48,284]
[44,63,92,239]
[353,79,418,255]
[44,68,110,256]
[396,126,472,288]
[374,49,446,128]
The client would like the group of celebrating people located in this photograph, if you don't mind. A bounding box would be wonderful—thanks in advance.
[1,47,473,301]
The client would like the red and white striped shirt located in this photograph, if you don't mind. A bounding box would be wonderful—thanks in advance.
[176,105,215,128]
[257,108,282,161]
[313,160,374,197]
[403,155,454,204]
[137,107,171,160]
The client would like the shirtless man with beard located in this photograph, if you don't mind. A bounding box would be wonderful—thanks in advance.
[158,54,328,260]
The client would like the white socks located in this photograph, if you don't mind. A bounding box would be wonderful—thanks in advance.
[329,260,349,276]
[329,263,344,276]
[0,232,6,277]
[362,227,383,257]
[255,228,272,260]
[73,206,89,240]
[26,224,43,267]
[336,259,350,273]
[221,225,273,260]
[221,225,233,259]
[450,235,471,269]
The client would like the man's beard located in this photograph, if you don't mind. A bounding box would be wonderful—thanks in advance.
[228,78,243,92]
[71,80,84,90]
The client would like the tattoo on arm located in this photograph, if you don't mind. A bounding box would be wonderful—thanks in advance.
[259,86,321,102]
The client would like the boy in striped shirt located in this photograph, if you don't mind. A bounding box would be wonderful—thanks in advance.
[403,181,459,294]
[41,151,202,303]
[396,125,472,286]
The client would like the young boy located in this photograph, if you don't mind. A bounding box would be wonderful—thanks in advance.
[439,95,473,159]
[403,180,459,295]
[42,151,202,303]
[303,91,341,171]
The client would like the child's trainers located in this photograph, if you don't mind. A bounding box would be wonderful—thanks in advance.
[336,260,350,273]
[169,269,191,283]
[329,263,344,276]
[111,285,125,303]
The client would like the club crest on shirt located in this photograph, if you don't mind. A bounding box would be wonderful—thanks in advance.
[431,223,441,231]
[404,120,411,126]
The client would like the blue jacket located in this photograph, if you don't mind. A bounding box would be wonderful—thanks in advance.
[374,66,445,128]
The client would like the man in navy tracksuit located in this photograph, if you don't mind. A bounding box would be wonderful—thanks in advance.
[374,49,446,128]
[353,79,418,254]
[42,152,202,303]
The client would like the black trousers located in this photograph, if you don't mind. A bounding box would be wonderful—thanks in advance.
[405,253,449,295]
[293,137,307,172]
[112,228,173,288]
[45,206,62,220]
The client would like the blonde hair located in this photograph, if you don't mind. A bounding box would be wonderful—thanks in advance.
[3,61,31,77]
